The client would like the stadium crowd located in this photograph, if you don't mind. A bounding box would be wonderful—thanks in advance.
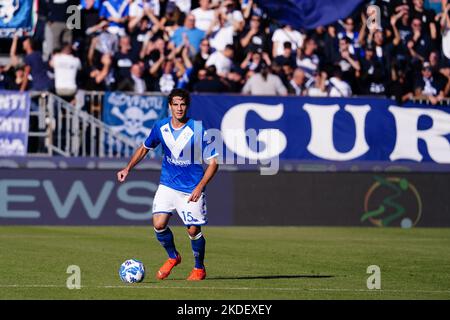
[0,0,450,105]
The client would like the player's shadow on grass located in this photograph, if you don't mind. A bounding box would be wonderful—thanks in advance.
[205,274,334,280]
[145,275,335,282]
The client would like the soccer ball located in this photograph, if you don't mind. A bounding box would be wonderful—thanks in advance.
[119,259,145,283]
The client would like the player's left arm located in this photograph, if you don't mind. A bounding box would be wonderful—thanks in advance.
[188,157,219,203]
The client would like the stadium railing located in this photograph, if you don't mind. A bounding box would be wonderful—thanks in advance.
[28,92,137,158]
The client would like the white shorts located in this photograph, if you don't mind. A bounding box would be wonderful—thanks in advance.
[152,184,208,226]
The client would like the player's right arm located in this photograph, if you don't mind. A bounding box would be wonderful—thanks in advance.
[117,123,161,182]
[117,145,150,182]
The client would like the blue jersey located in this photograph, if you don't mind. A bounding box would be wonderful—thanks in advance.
[100,0,130,28]
[143,117,218,193]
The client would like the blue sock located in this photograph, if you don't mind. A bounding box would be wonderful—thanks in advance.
[155,227,178,259]
[190,233,206,269]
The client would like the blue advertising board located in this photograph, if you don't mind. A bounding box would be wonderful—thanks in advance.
[188,95,450,164]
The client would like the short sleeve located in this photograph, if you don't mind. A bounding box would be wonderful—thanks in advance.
[143,123,160,149]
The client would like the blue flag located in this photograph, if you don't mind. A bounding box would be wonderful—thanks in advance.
[0,0,37,38]
[255,0,364,30]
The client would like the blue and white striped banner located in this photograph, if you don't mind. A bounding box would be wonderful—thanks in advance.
[0,90,30,156]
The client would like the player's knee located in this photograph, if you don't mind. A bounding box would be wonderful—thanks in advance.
[153,222,167,231]
[187,226,201,237]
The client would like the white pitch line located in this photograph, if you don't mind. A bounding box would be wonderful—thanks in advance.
[0,284,449,294]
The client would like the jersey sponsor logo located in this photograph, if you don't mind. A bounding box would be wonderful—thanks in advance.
[166,155,191,167]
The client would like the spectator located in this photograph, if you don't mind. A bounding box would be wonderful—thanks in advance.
[296,37,320,79]
[117,62,147,93]
[390,7,411,65]
[368,30,392,73]
[43,0,76,61]
[328,68,352,97]
[193,65,227,92]
[2,35,26,90]
[149,49,178,93]
[391,5,412,45]
[85,53,114,91]
[79,0,102,35]
[410,0,437,41]
[310,26,328,63]
[129,17,157,59]
[113,35,137,85]
[205,44,234,78]
[386,65,414,104]
[220,0,245,32]
[274,42,296,69]
[240,50,271,75]
[2,66,27,91]
[279,61,294,88]
[406,18,434,64]
[172,0,192,15]
[191,0,215,32]
[242,63,287,95]
[50,43,82,100]
[207,5,240,52]
[335,36,360,91]
[21,38,53,92]
[142,37,169,66]
[170,14,205,55]
[160,1,184,39]
[440,2,450,61]
[99,0,130,36]
[128,0,161,35]
[271,24,304,58]
[306,71,329,97]
[92,23,120,56]
[414,61,445,104]
[428,51,449,92]
[288,68,306,96]
[129,0,161,24]
[192,38,212,72]
[5,0,447,102]
[358,44,386,95]
[239,14,269,55]
[174,46,194,89]
[224,67,245,92]
[338,17,360,56]
[322,24,340,72]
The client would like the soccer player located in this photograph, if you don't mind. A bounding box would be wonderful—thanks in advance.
[117,88,219,281]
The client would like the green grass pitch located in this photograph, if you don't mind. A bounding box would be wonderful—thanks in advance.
[0,226,449,300]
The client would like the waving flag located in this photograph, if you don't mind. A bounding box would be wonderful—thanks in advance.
[255,0,364,30]
[0,0,38,38]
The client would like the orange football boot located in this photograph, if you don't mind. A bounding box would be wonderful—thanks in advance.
[156,254,181,280]
[187,268,206,281]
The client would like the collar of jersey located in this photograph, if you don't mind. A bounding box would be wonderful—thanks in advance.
[169,117,190,132]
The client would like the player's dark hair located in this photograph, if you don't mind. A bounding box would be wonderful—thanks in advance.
[168,88,191,107]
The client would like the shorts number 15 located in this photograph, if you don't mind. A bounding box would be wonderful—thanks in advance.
[182,211,195,223]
